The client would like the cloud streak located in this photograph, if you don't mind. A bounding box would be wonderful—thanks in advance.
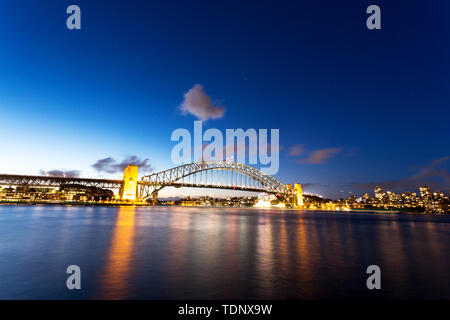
[300,147,342,164]
[179,84,225,121]
[40,170,80,178]
[92,155,154,174]
[288,144,304,157]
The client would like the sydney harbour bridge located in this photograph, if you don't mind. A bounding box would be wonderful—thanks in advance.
[0,161,303,206]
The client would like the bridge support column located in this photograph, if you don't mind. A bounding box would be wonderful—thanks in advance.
[119,165,139,201]
[294,183,303,207]
[284,184,296,207]
[152,191,158,205]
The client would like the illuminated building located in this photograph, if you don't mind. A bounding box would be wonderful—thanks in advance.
[420,186,432,202]
[254,194,271,208]
[433,190,444,200]
[386,191,401,203]
[374,186,384,200]
[401,192,417,200]
[346,195,356,203]
[0,185,112,202]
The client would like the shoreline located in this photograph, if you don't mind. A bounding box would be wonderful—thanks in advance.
[0,200,148,207]
[0,200,441,215]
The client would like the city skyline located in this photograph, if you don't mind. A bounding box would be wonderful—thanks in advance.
[1,160,448,206]
[0,1,449,198]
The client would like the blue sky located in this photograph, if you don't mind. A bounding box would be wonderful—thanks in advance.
[0,0,449,198]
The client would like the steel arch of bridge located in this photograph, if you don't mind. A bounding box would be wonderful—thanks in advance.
[139,161,291,200]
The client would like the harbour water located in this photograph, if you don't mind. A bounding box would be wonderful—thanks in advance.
[0,205,448,299]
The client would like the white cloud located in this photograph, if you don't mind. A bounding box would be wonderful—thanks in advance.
[179,84,225,121]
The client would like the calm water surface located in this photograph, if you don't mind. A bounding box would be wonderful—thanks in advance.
[0,205,449,299]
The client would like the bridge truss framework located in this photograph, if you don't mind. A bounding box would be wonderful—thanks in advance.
[139,161,294,202]
[0,161,299,206]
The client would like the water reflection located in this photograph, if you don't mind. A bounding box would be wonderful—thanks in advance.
[98,206,136,299]
[166,210,189,282]
[0,206,449,299]
[296,214,316,298]
[255,213,275,298]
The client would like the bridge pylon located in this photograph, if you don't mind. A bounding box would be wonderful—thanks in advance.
[285,184,295,207]
[294,183,303,207]
[119,165,139,201]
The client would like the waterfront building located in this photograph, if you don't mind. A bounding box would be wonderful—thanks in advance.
[420,186,432,200]
[374,186,383,200]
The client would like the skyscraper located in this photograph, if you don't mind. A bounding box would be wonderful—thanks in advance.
[420,186,432,200]
[374,186,383,200]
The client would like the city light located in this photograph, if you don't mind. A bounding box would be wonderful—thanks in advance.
[1,166,447,213]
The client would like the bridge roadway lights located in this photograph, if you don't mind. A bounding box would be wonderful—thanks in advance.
[119,165,139,201]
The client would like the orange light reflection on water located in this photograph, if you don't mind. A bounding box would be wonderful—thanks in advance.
[98,206,136,299]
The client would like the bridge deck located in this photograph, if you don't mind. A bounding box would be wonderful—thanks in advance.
[0,174,123,189]
[139,182,279,194]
